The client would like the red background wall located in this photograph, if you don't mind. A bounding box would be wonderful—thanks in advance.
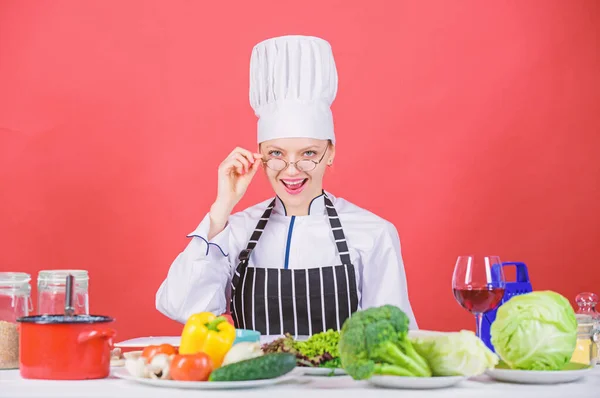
[1,1,598,341]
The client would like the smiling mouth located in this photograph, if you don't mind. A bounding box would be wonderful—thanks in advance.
[281,179,308,194]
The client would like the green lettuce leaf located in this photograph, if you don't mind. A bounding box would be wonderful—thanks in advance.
[411,330,499,376]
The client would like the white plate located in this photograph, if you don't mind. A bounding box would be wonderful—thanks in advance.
[367,375,466,389]
[299,367,346,376]
[113,368,298,390]
[486,366,593,384]
[115,336,181,348]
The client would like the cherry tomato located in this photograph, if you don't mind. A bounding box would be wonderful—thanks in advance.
[142,344,177,362]
[157,343,178,356]
[170,353,213,381]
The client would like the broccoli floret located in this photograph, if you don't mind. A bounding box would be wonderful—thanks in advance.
[339,305,432,380]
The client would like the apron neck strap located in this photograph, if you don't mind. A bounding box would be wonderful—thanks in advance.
[237,199,276,263]
[323,195,351,265]
[237,194,351,265]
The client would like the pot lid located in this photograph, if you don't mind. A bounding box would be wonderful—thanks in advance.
[17,314,114,324]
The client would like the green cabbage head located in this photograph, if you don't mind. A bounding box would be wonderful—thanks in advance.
[490,290,577,370]
[411,330,499,376]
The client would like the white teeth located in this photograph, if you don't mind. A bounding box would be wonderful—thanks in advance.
[283,180,304,186]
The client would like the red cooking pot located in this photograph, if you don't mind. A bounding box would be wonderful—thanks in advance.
[17,314,115,380]
[16,274,116,380]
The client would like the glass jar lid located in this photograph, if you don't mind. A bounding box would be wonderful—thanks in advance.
[576,292,598,305]
[0,272,31,296]
[0,272,31,287]
[38,270,89,283]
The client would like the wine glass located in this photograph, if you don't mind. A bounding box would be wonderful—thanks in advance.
[452,255,506,338]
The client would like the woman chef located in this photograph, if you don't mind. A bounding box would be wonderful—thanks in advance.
[156,35,418,336]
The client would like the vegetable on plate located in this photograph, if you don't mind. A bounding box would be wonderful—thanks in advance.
[170,353,213,381]
[410,330,498,376]
[222,342,263,366]
[148,354,172,379]
[339,305,431,380]
[124,311,297,383]
[125,356,151,379]
[261,329,341,368]
[125,350,294,383]
[141,344,178,362]
[208,353,297,382]
[490,290,578,371]
[179,312,236,368]
[296,329,341,368]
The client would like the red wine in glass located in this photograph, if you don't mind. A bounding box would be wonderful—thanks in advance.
[453,286,505,313]
[452,256,506,338]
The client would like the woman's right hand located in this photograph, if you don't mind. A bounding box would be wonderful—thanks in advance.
[208,147,262,239]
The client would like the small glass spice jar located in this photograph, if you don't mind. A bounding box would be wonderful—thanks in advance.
[571,314,599,367]
[575,292,600,363]
[37,270,89,315]
[0,272,33,369]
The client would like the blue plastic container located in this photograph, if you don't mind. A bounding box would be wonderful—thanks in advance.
[480,261,533,352]
[233,329,261,345]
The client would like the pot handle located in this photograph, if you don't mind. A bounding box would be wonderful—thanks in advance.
[78,328,117,344]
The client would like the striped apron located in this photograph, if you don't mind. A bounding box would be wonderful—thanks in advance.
[229,195,359,336]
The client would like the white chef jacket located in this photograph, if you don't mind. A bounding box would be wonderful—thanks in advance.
[155,192,418,329]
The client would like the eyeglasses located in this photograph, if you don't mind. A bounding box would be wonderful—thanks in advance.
[263,146,329,172]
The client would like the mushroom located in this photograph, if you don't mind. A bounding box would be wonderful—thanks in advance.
[111,347,122,360]
[125,357,150,378]
[148,353,172,380]
[123,350,143,361]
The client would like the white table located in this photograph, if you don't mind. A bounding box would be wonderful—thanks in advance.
[1,367,598,398]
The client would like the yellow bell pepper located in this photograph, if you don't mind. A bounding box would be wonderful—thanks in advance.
[179,312,236,368]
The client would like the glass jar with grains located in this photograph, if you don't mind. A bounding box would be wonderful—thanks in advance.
[0,272,33,369]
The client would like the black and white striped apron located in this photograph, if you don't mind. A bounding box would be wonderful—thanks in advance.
[229,195,359,336]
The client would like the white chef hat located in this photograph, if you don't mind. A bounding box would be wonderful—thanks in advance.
[249,35,338,144]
